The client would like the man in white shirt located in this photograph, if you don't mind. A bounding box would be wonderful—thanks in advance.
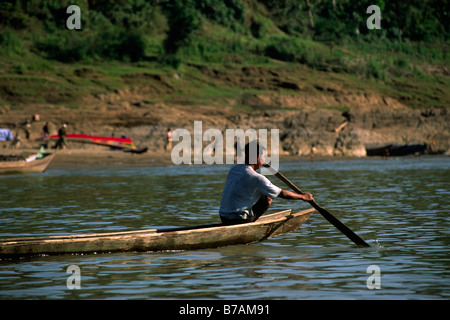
[219,141,314,225]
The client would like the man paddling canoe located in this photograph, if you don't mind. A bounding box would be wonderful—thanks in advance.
[219,140,314,225]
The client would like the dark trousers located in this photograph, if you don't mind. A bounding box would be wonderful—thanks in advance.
[221,195,273,225]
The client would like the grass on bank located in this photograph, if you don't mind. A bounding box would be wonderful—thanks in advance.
[0,20,448,111]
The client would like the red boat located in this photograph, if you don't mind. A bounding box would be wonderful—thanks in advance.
[42,134,147,153]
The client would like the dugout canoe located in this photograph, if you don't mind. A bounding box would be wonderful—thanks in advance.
[0,208,314,259]
[0,152,55,175]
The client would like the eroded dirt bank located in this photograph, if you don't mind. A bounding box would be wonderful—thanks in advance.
[1,61,449,161]
[1,89,448,161]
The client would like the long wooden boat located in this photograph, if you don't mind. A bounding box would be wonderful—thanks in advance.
[0,208,314,259]
[366,144,427,156]
[0,152,55,175]
[41,133,148,153]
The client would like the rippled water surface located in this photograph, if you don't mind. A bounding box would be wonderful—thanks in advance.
[0,157,449,299]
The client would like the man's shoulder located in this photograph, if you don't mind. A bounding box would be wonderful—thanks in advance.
[228,164,258,180]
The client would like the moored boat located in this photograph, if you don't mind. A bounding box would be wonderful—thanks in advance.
[0,150,55,175]
[41,133,148,153]
[366,144,427,156]
[0,208,314,258]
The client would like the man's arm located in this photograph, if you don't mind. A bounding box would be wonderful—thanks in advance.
[278,189,314,202]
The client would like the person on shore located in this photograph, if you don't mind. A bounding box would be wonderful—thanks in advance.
[11,131,21,148]
[42,122,50,147]
[55,123,68,149]
[219,140,314,225]
[310,143,317,162]
[24,121,31,139]
[43,122,49,138]
[166,128,172,152]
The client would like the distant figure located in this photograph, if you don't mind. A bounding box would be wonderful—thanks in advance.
[311,144,317,162]
[166,128,172,152]
[43,122,50,138]
[11,131,21,148]
[36,146,46,159]
[24,122,31,139]
[55,123,68,149]
[42,122,50,148]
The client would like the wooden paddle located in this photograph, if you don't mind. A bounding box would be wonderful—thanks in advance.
[263,163,370,247]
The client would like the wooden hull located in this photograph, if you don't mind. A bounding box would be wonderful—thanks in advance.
[366,144,427,156]
[40,134,148,153]
[43,134,137,150]
[0,153,55,175]
[0,208,314,258]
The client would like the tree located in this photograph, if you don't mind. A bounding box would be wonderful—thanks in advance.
[162,0,201,55]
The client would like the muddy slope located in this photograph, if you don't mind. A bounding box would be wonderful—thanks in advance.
[1,64,448,157]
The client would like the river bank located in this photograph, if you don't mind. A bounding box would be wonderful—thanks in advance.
[1,146,443,172]
[1,58,448,159]
[45,148,317,170]
[1,100,449,160]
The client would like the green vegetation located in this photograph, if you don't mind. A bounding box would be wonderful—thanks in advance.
[0,0,448,109]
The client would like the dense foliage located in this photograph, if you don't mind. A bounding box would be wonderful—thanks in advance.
[0,0,448,64]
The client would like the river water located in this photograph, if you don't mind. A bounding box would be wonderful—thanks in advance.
[0,157,448,300]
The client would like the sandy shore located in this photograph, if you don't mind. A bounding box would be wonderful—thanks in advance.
[47,148,173,169]
[3,143,414,171]
[45,147,321,170]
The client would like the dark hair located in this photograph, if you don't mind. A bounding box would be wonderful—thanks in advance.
[244,140,265,165]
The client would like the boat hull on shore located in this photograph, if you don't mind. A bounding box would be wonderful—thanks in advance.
[0,152,55,175]
[0,208,314,258]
